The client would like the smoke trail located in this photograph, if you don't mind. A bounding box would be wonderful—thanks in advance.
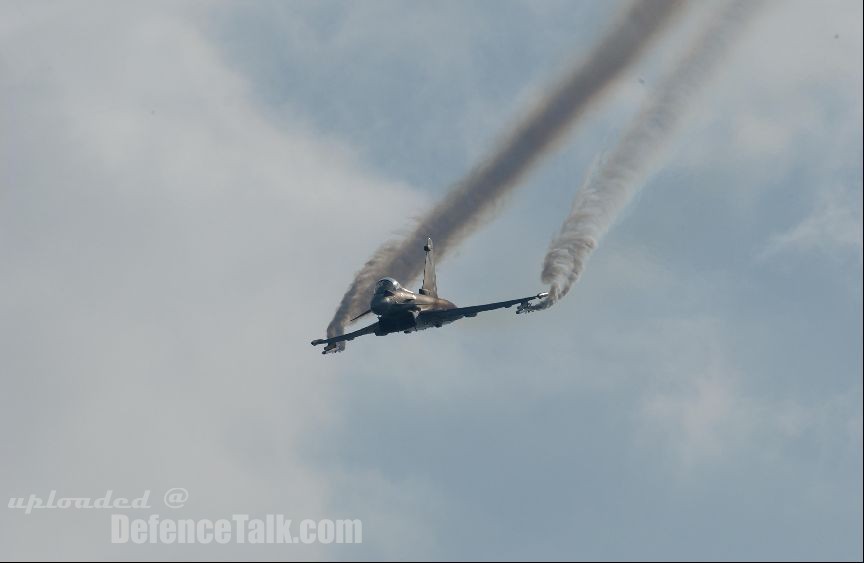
[324,0,685,344]
[531,0,759,310]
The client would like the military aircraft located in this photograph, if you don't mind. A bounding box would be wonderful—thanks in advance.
[311,238,548,354]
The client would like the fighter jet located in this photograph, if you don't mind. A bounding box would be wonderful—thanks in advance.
[311,238,548,354]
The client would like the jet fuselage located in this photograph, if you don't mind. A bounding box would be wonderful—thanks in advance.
[369,277,456,335]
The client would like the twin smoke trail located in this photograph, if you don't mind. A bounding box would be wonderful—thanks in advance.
[325,0,685,345]
[532,1,759,310]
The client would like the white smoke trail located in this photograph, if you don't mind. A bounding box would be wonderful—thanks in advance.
[531,0,760,310]
[323,1,686,346]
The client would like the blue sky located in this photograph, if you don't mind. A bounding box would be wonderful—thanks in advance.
[1,1,861,560]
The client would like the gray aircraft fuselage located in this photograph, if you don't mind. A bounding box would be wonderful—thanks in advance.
[368,277,458,335]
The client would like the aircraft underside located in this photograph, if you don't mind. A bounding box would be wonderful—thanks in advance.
[375,311,452,336]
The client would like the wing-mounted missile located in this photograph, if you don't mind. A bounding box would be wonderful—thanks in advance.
[516,292,550,314]
[309,341,345,354]
[311,339,347,354]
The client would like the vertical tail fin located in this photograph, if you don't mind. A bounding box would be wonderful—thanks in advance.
[419,237,437,297]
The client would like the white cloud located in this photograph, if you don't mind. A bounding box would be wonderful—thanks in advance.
[642,360,749,465]
[636,318,862,469]
[761,183,863,263]
[0,2,433,559]
[668,1,862,196]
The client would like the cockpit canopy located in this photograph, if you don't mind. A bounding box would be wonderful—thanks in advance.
[374,277,401,294]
